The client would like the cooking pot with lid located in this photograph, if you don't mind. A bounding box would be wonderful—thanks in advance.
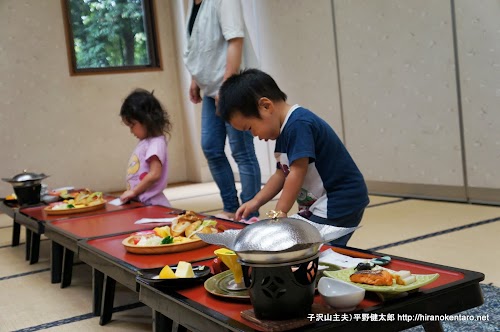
[2,170,49,205]
[2,170,48,187]
[198,213,358,264]
[233,216,323,264]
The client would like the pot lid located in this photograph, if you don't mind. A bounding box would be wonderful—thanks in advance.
[198,212,360,259]
[233,215,323,253]
[2,170,49,183]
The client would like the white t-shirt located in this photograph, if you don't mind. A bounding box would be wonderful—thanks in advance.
[183,0,246,97]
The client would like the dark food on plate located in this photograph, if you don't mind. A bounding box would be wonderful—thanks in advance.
[354,262,375,271]
[350,269,393,286]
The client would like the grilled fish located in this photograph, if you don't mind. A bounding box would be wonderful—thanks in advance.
[350,269,393,286]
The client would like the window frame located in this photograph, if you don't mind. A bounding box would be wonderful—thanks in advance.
[61,0,162,76]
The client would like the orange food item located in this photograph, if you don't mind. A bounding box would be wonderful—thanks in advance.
[350,269,393,286]
[6,194,17,200]
[177,211,200,223]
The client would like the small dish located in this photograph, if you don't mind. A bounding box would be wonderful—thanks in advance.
[318,277,365,312]
[323,268,440,294]
[204,270,250,299]
[48,186,75,196]
[136,265,211,288]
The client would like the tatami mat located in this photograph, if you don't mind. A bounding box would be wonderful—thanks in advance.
[170,193,224,214]
[1,181,498,331]
[0,241,50,278]
[367,195,403,206]
[0,264,150,331]
[381,221,500,286]
[44,308,151,332]
[349,199,500,250]
[164,182,231,201]
[0,213,12,228]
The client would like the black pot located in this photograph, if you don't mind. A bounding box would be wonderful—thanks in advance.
[242,255,319,320]
[2,170,49,205]
[14,184,42,205]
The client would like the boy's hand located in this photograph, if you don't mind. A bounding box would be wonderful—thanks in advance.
[235,199,260,221]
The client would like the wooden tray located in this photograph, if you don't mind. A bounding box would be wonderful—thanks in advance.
[44,201,106,215]
[122,236,209,255]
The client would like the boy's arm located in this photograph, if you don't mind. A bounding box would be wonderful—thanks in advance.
[120,156,162,202]
[253,169,286,206]
[235,169,285,220]
[275,157,309,216]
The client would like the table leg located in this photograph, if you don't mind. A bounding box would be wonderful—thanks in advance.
[61,248,74,288]
[153,311,173,332]
[423,321,444,332]
[12,219,20,246]
[99,275,116,325]
[51,241,64,283]
[93,269,104,316]
[29,232,40,264]
[172,321,188,332]
[25,228,32,261]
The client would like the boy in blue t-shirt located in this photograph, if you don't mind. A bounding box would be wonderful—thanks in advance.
[218,69,369,246]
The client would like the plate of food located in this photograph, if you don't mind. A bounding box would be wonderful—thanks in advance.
[137,262,211,288]
[44,190,106,215]
[323,267,439,295]
[122,211,219,254]
[3,193,18,204]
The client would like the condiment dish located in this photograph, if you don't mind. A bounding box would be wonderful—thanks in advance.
[318,277,365,311]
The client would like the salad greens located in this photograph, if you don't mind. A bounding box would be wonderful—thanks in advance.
[161,236,174,244]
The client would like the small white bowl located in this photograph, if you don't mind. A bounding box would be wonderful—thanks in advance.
[318,277,365,312]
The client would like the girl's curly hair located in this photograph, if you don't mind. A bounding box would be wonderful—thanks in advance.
[120,88,172,138]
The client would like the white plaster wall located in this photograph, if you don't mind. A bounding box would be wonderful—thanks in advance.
[253,0,343,136]
[455,0,500,188]
[1,0,499,200]
[334,0,464,186]
[0,0,188,196]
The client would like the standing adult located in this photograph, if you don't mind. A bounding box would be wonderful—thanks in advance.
[183,0,261,219]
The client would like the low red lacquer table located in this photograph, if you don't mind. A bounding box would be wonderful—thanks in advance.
[11,195,144,264]
[138,246,484,332]
[77,217,247,325]
[44,205,181,287]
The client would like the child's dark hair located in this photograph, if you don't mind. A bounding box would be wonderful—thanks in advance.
[218,68,287,122]
[120,88,172,137]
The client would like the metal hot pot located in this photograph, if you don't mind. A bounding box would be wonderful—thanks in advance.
[2,170,49,205]
[234,215,321,319]
[232,215,324,264]
[198,212,359,320]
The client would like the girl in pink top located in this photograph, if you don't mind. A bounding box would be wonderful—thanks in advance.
[119,89,172,207]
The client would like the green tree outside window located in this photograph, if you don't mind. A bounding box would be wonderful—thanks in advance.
[62,0,161,74]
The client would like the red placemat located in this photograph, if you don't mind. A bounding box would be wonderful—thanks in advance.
[48,205,177,239]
